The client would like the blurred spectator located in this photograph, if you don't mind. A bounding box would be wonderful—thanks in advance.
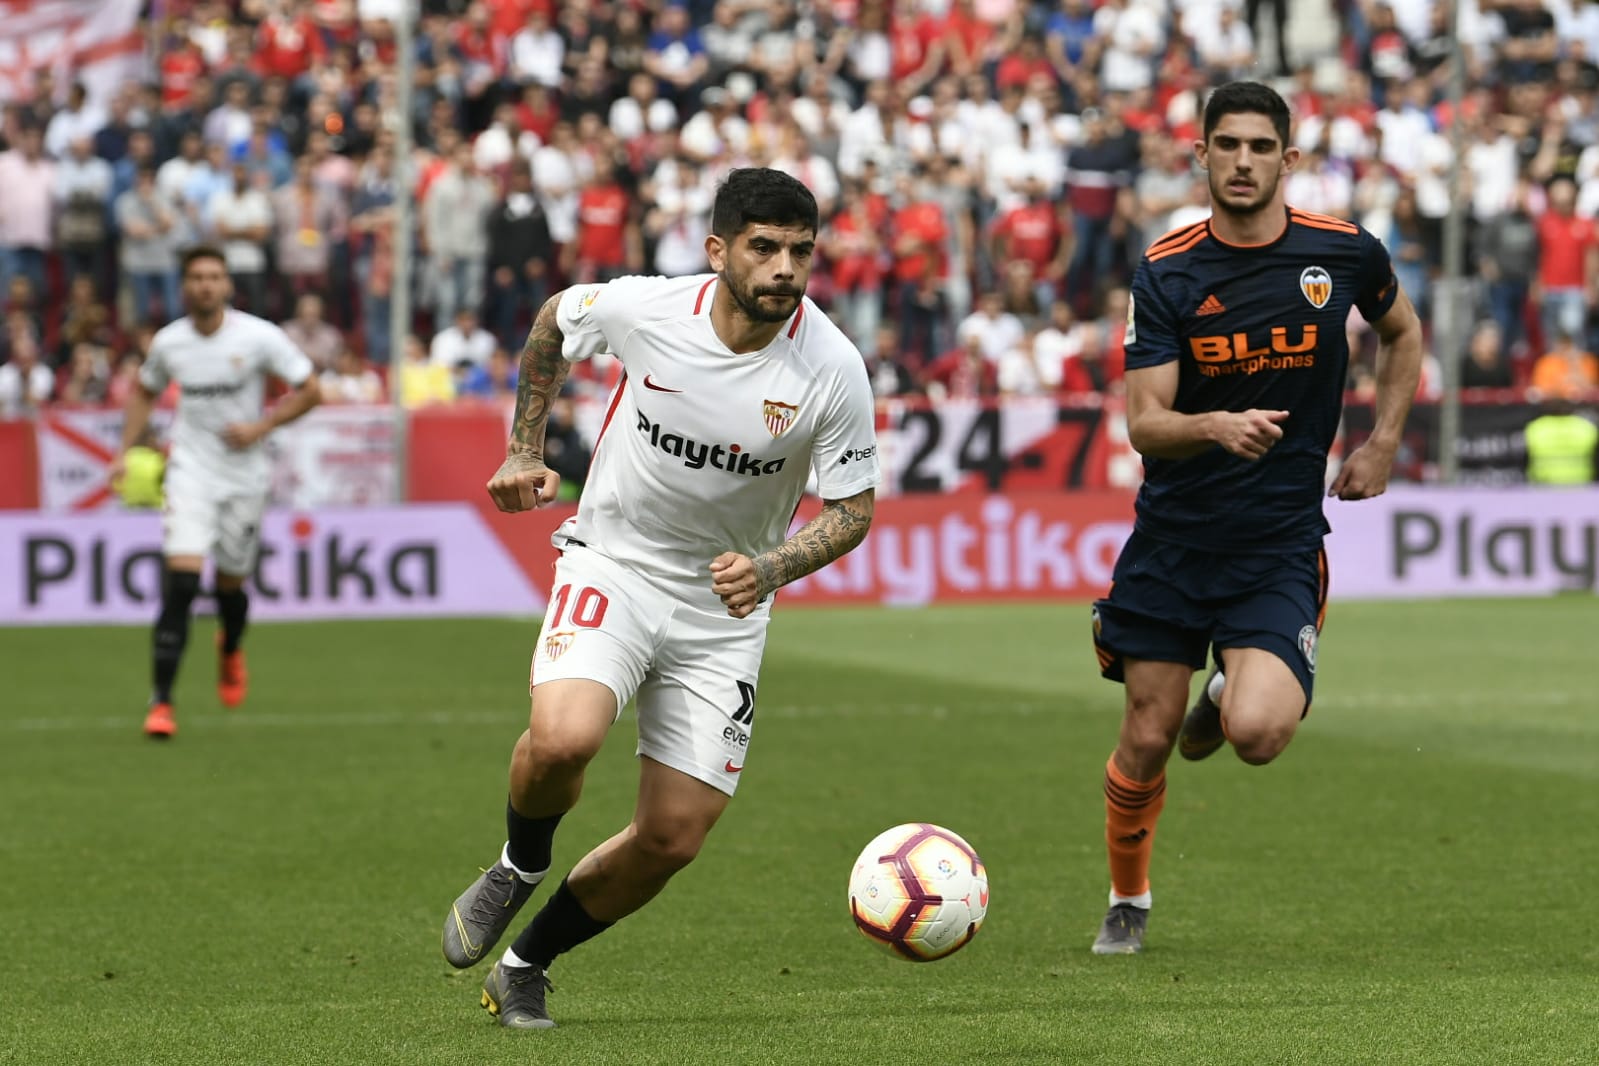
[1059,321,1124,395]
[44,83,103,161]
[644,157,713,277]
[957,291,1027,364]
[565,164,643,285]
[320,348,386,404]
[350,146,397,363]
[284,293,346,372]
[204,81,255,151]
[1531,332,1599,399]
[208,162,274,314]
[399,333,456,409]
[1524,399,1599,485]
[824,182,887,357]
[458,347,518,400]
[0,127,55,303]
[115,166,183,328]
[430,309,497,371]
[991,175,1071,312]
[1032,300,1079,390]
[923,334,1001,399]
[273,156,347,312]
[423,141,496,325]
[1460,321,1515,390]
[236,120,295,189]
[57,274,111,366]
[864,325,920,397]
[56,341,112,406]
[0,329,53,417]
[644,3,711,112]
[1479,179,1540,359]
[1534,177,1596,352]
[1063,107,1136,312]
[543,395,592,500]
[510,8,566,89]
[486,163,555,352]
[52,136,114,287]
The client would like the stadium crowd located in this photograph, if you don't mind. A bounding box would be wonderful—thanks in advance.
[3,0,1599,424]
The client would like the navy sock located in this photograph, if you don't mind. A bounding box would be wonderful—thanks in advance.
[510,877,612,969]
[152,570,200,703]
[506,800,563,875]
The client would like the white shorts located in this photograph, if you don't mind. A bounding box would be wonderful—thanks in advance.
[162,485,267,576]
[529,547,769,797]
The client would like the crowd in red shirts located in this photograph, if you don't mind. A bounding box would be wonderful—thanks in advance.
[3,0,1599,423]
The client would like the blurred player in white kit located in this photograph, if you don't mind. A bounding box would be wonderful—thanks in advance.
[113,245,321,738]
[440,168,881,1030]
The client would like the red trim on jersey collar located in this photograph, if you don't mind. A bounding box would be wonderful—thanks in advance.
[786,303,804,339]
[693,278,716,314]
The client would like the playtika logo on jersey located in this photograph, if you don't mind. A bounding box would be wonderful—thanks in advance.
[635,411,788,477]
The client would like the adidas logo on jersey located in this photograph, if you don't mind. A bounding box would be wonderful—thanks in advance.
[636,411,788,477]
[1196,294,1226,316]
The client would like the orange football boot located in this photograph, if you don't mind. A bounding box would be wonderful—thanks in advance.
[144,702,177,738]
[218,638,248,709]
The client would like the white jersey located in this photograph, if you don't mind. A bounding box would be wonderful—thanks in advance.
[139,310,314,497]
[554,273,880,599]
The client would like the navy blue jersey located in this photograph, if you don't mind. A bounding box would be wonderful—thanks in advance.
[1124,208,1399,552]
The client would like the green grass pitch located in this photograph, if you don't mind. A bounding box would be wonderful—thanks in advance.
[1,599,1595,1065]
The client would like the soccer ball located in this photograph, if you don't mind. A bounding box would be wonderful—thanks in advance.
[847,823,988,962]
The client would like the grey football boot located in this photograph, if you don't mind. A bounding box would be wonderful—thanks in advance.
[442,859,539,969]
[481,960,556,1029]
[1177,668,1227,762]
[1091,903,1150,955]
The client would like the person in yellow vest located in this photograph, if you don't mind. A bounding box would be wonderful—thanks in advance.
[116,427,167,510]
[398,332,456,408]
[1524,400,1598,484]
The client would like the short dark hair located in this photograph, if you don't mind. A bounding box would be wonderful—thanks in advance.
[1203,81,1292,150]
[710,168,819,241]
[180,244,228,277]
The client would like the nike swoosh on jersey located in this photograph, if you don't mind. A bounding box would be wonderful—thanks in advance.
[643,375,682,393]
[723,760,744,773]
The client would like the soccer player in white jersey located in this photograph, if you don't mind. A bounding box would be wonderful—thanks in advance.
[441,168,881,1029]
[112,245,321,739]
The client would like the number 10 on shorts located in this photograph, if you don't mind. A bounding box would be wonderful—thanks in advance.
[548,584,610,630]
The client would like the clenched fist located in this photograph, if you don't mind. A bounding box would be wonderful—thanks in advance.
[1213,409,1290,461]
[487,452,561,512]
[710,552,766,619]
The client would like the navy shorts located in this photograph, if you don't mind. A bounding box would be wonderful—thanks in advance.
[1091,530,1329,703]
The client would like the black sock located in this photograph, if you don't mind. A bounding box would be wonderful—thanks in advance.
[217,587,249,653]
[152,570,201,703]
[506,800,564,875]
[510,877,612,969]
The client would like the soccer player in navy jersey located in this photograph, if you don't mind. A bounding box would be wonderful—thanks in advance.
[1087,81,1425,954]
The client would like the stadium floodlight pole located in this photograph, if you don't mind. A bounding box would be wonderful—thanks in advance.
[389,0,417,503]
[1435,0,1469,484]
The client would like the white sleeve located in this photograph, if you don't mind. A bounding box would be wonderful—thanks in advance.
[261,322,315,386]
[554,276,656,363]
[138,337,170,393]
[810,356,881,500]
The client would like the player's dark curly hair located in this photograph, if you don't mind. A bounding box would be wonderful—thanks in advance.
[711,168,819,240]
[179,243,228,278]
[1203,81,1292,150]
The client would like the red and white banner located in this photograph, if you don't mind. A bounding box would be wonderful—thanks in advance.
[0,1,145,106]
[34,408,398,512]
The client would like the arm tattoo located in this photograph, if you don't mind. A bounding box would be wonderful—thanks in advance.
[752,490,874,597]
[509,293,572,457]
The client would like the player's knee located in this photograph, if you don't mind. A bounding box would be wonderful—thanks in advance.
[1222,713,1296,765]
[629,819,706,876]
[1123,692,1183,757]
